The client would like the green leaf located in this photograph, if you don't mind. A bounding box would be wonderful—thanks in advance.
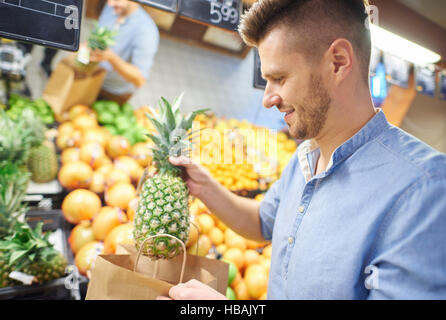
[161,97,176,132]
[9,249,29,265]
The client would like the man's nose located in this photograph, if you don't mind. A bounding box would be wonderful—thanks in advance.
[263,93,281,109]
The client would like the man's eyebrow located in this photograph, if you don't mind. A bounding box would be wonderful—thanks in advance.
[262,71,285,79]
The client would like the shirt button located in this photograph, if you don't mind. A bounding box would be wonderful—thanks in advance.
[288,237,294,244]
[298,206,305,213]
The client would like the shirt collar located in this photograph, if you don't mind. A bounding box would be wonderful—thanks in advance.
[297,109,390,182]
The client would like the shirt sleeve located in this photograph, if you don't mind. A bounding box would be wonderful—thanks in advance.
[367,176,446,300]
[131,26,159,80]
[259,179,281,241]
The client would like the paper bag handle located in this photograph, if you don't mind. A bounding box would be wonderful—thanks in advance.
[134,234,187,284]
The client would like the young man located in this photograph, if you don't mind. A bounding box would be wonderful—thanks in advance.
[90,0,159,104]
[158,0,446,300]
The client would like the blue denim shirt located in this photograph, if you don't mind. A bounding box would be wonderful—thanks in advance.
[98,5,159,95]
[260,110,446,300]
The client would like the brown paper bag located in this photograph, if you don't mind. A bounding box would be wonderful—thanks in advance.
[42,56,106,122]
[116,244,229,294]
[86,240,228,300]
[85,254,218,300]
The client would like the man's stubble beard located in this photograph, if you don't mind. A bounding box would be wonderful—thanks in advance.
[288,74,331,141]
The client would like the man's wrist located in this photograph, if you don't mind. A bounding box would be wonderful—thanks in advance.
[106,50,118,64]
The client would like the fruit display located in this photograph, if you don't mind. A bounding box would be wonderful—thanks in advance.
[133,94,208,260]
[187,196,271,300]
[0,223,67,288]
[6,91,300,299]
[0,112,68,289]
[6,94,55,125]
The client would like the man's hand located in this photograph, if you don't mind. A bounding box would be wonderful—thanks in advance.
[89,49,115,63]
[156,279,228,300]
[169,156,213,198]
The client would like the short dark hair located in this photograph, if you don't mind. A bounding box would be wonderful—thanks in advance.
[239,0,372,82]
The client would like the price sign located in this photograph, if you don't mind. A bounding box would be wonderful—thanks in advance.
[253,48,266,90]
[439,71,446,101]
[130,0,177,12]
[179,0,242,31]
[415,66,436,97]
[0,0,83,51]
[383,52,410,88]
[369,46,381,76]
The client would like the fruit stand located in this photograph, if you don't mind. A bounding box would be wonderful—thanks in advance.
[0,91,299,300]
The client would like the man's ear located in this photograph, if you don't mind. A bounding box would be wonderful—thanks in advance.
[325,39,354,85]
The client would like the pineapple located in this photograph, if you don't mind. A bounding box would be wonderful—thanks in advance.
[27,140,58,183]
[133,94,208,260]
[76,24,117,72]
[0,162,29,238]
[0,223,67,288]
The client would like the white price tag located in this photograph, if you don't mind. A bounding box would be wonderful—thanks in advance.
[9,271,36,285]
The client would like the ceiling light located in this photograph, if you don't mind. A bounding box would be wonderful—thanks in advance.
[370,24,442,66]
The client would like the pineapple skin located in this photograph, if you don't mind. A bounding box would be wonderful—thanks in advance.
[27,141,58,183]
[0,251,67,288]
[133,173,190,260]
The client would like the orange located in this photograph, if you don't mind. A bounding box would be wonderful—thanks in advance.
[216,244,227,255]
[61,148,80,164]
[244,264,267,279]
[186,222,199,248]
[216,220,228,232]
[62,189,101,224]
[92,207,128,241]
[231,270,242,289]
[89,171,105,194]
[262,244,272,259]
[245,267,268,299]
[208,227,224,246]
[225,230,247,251]
[259,291,268,300]
[234,279,250,300]
[103,223,134,254]
[223,248,244,271]
[74,241,103,276]
[196,214,215,234]
[187,234,212,257]
[244,249,260,267]
[105,182,136,210]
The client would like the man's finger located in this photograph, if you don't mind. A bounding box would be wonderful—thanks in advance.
[169,156,193,167]
[156,295,172,300]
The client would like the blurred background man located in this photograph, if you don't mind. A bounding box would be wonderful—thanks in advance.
[90,0,160,105]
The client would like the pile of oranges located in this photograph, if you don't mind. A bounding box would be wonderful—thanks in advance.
[56,104,155,277]
[187,197,271,300]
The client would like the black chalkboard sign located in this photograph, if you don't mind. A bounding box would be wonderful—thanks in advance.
[179,0,242,31]
[253,48,266,90]
[131,0,177,12]
[0,0,82,51]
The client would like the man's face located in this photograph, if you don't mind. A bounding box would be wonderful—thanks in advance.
[259,27,332,141]
[107,0,131,16]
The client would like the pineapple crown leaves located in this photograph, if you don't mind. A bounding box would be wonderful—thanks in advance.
[144,93,209,174]
[20,109,46,148]
[0,161,29,238]
[88,24,118,51]
[0,222,59,270]
[0,112,30,165]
